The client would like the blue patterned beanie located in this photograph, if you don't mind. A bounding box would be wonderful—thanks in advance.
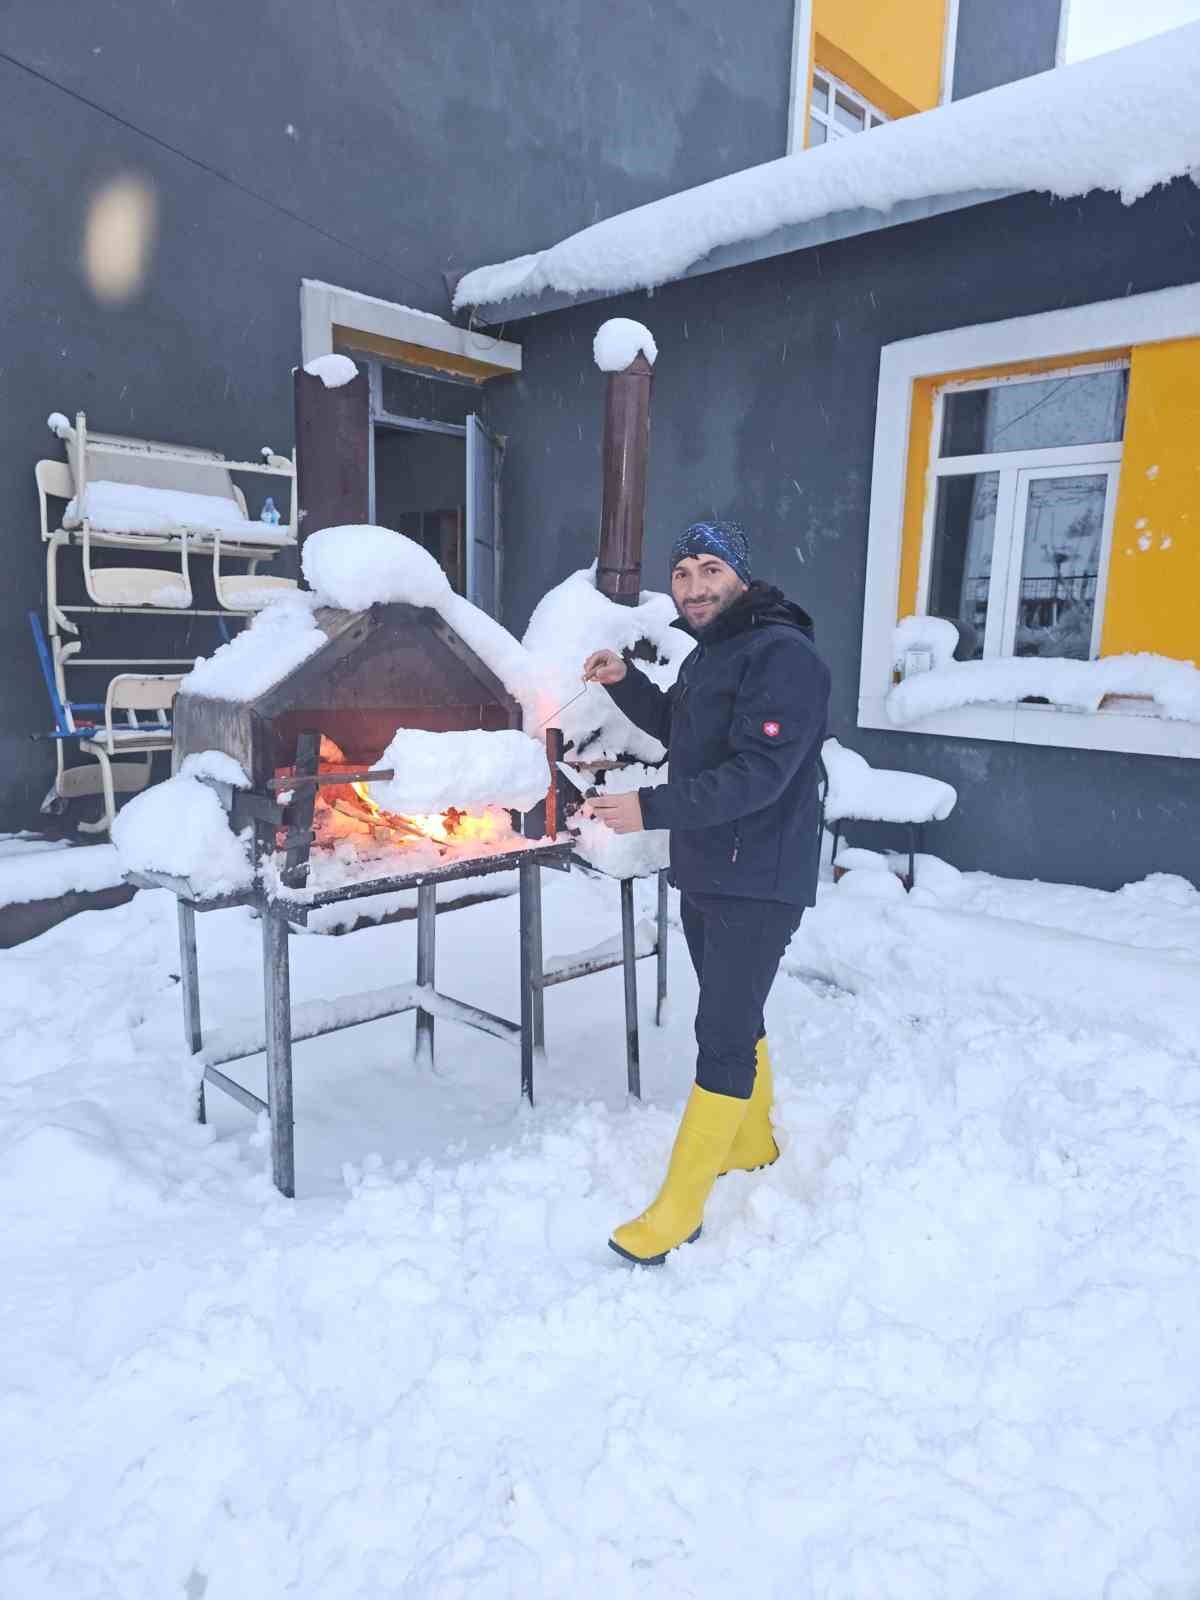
[670,520,752,585]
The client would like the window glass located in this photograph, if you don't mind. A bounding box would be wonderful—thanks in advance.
[811,74,829,113]
[808,117,828,146]
[1014,474,1108,659]
[834,92,865,132]
[927,473,999,659]
[379,363,476,426]
[941,369,1128,457]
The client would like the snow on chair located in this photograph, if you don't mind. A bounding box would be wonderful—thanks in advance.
[821,737,957,889]
[76,673,182,835]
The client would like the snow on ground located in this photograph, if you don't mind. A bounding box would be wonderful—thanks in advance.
[0,835,124,908]
[3,863,1199,1597]
[455,23,1200,307]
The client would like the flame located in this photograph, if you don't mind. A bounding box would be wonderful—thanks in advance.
[344,780,509,848]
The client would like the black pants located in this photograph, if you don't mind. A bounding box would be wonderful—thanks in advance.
[679,892,804,1100]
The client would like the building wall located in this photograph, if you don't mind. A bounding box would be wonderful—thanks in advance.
[0,0,796,826]
[953,0,1063,99]
[488,179,1200,890]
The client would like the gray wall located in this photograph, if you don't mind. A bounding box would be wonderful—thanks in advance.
[488,179,1200,891]
[954,0,1062,99]
[0,0,797,825]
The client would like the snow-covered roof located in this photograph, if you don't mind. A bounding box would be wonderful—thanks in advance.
[455,25,1200,318]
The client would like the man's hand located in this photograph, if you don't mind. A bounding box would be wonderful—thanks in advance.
[582,648,627,686]
[584,791,644,834]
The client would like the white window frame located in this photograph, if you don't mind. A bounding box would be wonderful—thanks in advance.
[808,67,888,146]
[858,282,1200,759]
[918,361,1127,661]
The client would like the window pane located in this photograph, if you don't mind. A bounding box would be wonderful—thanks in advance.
[834,92,865,132]
[941,369,1128,457]
[1014,474,1108,659]
[927,473,998,659]
[808,116,828,146]
[379,362,476,426]
[811,74,829,113]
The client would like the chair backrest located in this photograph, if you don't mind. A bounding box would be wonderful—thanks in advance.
[107,673,183,715]
[36,458,75,500]
[70,414,242,508]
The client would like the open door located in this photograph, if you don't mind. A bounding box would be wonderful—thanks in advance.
[466,414,504,617]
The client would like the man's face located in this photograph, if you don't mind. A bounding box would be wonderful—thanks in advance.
[670,554,748,630]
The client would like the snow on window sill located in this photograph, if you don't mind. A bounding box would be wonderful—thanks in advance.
[859,692,1200,759]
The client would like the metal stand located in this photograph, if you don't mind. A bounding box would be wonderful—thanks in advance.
[415,882,436,1069]
[160,841,571,1196]
[528,866,670,1102]
[262,905,295,1198]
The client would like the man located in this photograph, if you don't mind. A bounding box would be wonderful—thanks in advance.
[582,520,830,1266]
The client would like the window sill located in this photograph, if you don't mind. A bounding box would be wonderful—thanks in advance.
[857,696,1200,758]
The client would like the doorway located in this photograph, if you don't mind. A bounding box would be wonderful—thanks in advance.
[343,353,504,617]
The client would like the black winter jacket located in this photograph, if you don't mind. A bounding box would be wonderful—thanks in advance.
[603,582,831,907]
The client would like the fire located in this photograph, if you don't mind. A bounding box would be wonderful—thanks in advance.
[346,781,509,848]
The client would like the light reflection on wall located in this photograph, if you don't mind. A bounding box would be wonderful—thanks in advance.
[81,175,158,304]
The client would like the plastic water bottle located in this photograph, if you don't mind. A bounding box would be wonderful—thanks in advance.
[260,496,281,526]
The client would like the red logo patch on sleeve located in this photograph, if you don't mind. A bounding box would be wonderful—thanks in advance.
[762,720,781,738]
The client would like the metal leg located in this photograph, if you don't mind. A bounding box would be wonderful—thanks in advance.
[177,901,205,1123]
[261,904,295,1198]
[655,869,669,1028]
[518,857,543,1104]
[415,882,437,1070]
[620,876,641,1100]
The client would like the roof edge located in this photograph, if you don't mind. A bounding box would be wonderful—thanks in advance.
[465,187,1015,326]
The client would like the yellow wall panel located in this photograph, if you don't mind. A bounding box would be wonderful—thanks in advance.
[813,0,947,120]
[1101,339,1200,661]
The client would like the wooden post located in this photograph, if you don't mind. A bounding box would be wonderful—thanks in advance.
[596,352,654,606]
[293,363,370,574]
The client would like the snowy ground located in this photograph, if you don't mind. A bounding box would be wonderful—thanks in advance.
[3,862,1199,1598]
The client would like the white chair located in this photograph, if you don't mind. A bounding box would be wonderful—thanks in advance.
[76,673,181,834]
[822,737,958,889]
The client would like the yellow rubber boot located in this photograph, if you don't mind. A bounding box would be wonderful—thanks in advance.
[609,1085,749,1265]
[720,1037,780,1175]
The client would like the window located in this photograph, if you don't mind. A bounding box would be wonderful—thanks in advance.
[857,284,1200,759]
[923,366,1127,661]
[808,69,888,147]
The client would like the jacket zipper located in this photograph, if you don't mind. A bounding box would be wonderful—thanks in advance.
[731,825,741,864]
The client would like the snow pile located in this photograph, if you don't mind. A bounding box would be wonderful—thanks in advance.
[0,838,125,908]
[888,651,1200,724]
[63,482,291,544]
[302,353,360,388]
[178,592,324,702]
[822,737,957,824]
[571,760,670,878]
[835,865,907,901]
[46,411,72,438]
[522,565,694,761]
[456,24,1200,307]
[301,523,452,611]
[369,729,549,815]
[4,866,1200,1595]
[592,317,658,371]
[111,764,253,896]
[894,613,960,670]
[178,750,251,789]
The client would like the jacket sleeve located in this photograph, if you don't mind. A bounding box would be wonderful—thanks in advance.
[639,637,829,831]
[600,664,673,748]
